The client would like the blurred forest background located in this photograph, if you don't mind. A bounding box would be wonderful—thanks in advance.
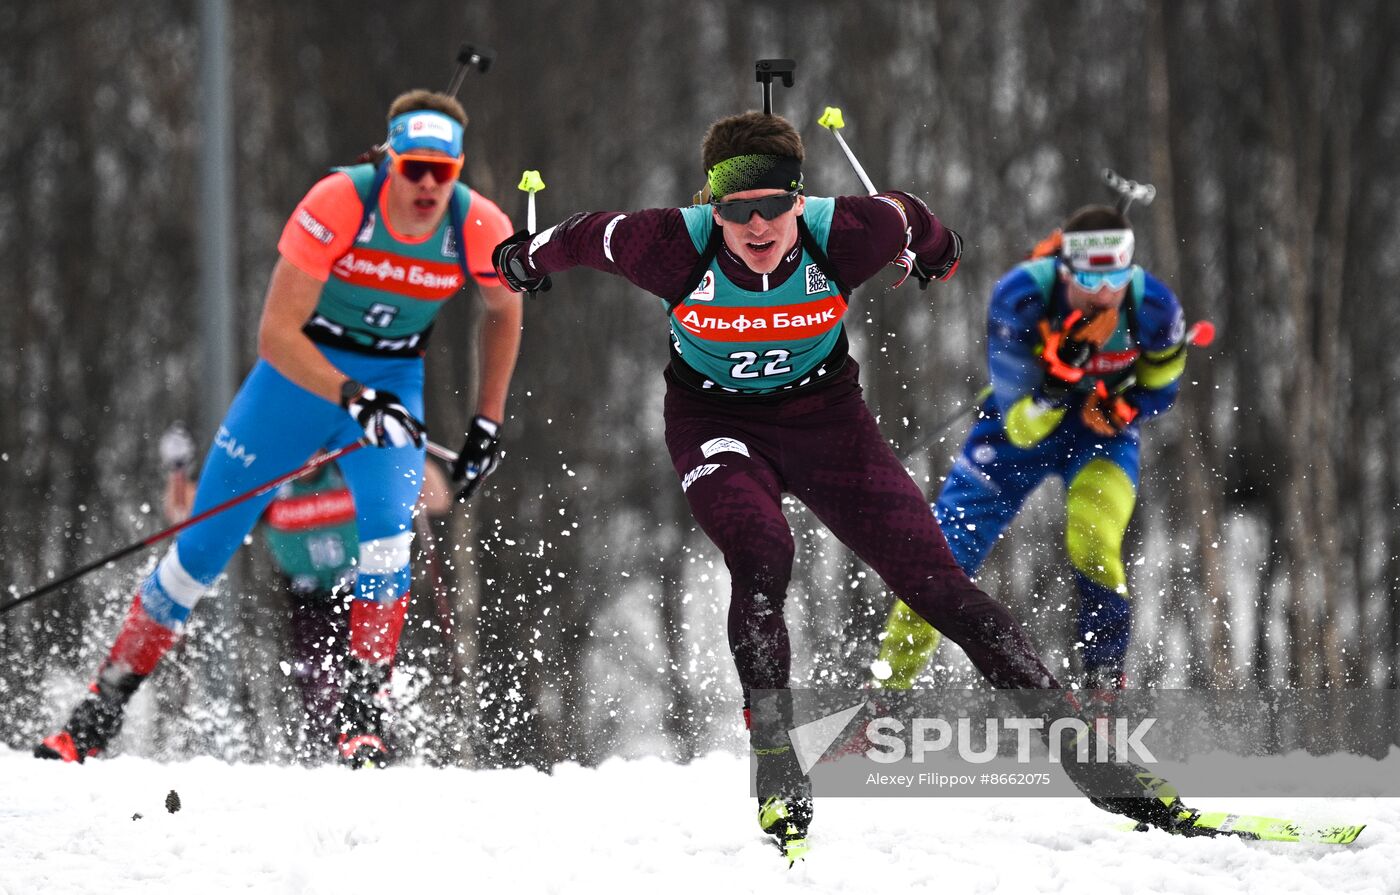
[3,0,1400,768]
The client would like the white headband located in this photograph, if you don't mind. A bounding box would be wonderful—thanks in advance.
[1062,229,1134,271]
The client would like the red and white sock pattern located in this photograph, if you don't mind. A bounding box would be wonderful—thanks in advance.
[347,594,409,665]
[103,595,179,679]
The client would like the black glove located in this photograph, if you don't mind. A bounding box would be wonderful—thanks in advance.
[342,382,425,448]
[913,228,963,289]
[492,229,553,295]
[451,416,502,502]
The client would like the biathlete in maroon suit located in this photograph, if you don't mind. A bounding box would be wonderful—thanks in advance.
[491,112,1204,857]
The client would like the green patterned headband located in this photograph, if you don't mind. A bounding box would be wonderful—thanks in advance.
[707,154,803,200]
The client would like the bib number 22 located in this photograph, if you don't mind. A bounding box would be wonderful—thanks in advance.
[729,349,792,379]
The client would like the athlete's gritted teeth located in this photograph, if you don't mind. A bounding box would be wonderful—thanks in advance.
[748,240,776,253]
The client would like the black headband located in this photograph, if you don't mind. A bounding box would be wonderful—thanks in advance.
[707,154,804,200]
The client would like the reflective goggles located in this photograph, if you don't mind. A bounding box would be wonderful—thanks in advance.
[390,150,463,184]
[711,189,800,224]
[1068,266,1133,292]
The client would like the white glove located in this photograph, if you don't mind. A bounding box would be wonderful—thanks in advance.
[344,386,425,449]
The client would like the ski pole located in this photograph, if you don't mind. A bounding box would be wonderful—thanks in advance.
[1184,319,1216,348]
[509,170,550,298]
[819,106,926,287]
[0,441,368,618]
[517,170,545,235]
[899,385,994,462]
[426,439,459,464]
[817,107,877,196]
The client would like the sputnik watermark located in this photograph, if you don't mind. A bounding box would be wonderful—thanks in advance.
[863,716,1158,764]
[757,689,1400,799]
[786,700,1158,771]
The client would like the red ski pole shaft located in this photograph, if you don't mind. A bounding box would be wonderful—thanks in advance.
[0,440,368,617]
[425,439,459,464]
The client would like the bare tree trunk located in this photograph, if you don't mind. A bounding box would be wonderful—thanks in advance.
[1313,107,1354,685]
[656,524,696,763]
[1257,0,1326,688]
[1146,0,1234,686]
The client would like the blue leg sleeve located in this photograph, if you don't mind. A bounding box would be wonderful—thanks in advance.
[166,360,343,611]
[933,415,1052,575]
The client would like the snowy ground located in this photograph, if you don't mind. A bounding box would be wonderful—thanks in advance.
[1,747,1395,895]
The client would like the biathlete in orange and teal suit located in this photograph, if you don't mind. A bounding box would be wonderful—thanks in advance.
[37,89,521,768]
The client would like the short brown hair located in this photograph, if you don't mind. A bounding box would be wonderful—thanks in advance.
[1063,204,1130,232]
[701,111,804,173]
[387,89,468,129]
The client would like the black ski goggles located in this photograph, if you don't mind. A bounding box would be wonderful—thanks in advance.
[711,189,801,224]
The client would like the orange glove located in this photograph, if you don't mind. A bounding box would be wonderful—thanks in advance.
[1080,380,1138,436]
[1038,308,1122,405]
[1069,306,1119,348]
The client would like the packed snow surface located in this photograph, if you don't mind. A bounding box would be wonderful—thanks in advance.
[1,748,1395,894]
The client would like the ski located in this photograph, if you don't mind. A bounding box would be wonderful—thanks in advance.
[1123,811,1366,844]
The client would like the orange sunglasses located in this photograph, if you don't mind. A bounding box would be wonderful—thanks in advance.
[390,150,463,184]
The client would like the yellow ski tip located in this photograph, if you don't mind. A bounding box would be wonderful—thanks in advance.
[818,107,845,130]
[785,836,810,866]
[518,170,545,193]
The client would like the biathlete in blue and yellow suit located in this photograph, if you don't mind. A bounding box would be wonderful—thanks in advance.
[876,204,1188,691]
[37,90,521,768]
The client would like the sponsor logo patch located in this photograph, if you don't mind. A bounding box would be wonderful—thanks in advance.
[265,489,356,531]
[331,249,463,299]
[690,269,716,301]
[1062,229,1134,270]
[681,463,722,492]
[701,437,749,458]
[529,224,557,256]
[1082,349,1140,375]
[407,113,454,143]
[602,214,625,262]
[674,295,846,342]
[1169,308,1186,344]
[296,208,335,245]
[356,212,376,244]
[214,426,257,469]
[805,263,830,295]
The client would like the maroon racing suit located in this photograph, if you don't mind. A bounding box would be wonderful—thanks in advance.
[522,193,1059,698]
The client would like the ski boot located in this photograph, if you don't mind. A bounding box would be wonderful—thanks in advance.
[749,691,812,866]
[1096,772,1217,837]
[34,669,143,763]
[756,763,813,866]
[335,658,393,769]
